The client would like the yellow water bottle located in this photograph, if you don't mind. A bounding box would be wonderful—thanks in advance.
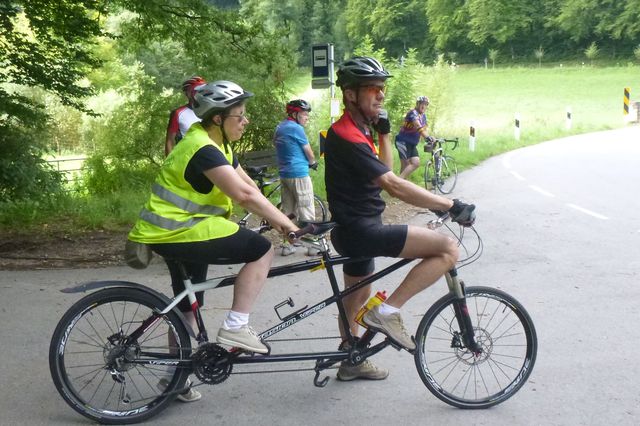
[355,291,387,327]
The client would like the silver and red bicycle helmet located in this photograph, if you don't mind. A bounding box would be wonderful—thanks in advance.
[192,80,254,119]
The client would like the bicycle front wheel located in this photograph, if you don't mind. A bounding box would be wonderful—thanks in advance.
[436,155,458,194]
[49,287,192,424]
[414,286,537,409]
[423,160,436,193]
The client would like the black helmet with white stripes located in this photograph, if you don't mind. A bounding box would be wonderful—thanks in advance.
[336,56,392,89]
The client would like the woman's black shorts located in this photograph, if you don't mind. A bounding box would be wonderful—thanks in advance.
[149,227,271,311]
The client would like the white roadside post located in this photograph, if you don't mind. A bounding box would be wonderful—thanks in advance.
[469,121,476,152]
[514,112,521,141]
[566,106,572,130]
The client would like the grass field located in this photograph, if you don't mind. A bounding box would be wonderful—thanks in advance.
[443,65,639,132]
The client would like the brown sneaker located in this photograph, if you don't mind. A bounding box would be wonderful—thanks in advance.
[362,306,416,350]
[337,359,389,381]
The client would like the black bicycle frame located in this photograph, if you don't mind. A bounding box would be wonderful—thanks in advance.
[127,244,480,380]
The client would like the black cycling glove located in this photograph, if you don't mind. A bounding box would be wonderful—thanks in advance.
[449,199,476,227]
[431,199,476,227]
[372,109,391,135]
[308,162,319,171]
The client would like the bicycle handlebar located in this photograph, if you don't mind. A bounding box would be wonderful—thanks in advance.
[426,212,450,230]
[434,137,459,151]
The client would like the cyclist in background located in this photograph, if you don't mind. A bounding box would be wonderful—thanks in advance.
[164,76,207,156]
[325,56,475,381]
[395,96,433,179]
[273,99,319,256]
[130,80,298,362]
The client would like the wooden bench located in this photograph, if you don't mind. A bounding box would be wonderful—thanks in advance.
[239,149,278,169]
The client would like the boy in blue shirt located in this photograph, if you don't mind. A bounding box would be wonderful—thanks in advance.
[273,99,318,255]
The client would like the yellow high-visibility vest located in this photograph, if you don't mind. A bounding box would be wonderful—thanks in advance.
[128,123,239,243]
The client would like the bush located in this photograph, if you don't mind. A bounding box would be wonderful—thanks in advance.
[0,121,65,202]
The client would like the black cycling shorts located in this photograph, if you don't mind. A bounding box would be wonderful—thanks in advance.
[149,227,272,312]
[330,216,407,277]
[395,139,419,160]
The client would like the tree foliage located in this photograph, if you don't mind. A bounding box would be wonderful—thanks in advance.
[0,0,105,201]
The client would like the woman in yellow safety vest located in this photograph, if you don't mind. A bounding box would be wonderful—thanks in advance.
[129,81,298,359]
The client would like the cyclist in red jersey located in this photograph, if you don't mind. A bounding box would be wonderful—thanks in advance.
[324,56,476,381]
[165,76,206,156]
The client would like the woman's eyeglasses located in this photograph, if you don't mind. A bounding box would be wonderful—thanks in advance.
[225,113,250,122]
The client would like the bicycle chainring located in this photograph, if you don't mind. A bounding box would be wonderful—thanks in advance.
[192,343,233,385]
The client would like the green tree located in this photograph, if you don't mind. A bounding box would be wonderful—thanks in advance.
[426,0,468,53]
[345,0,428,59]
[385,49,423,129]
[488,48,499,68]
[534,45,545,67]
[85,0,298,185]
[0,0,104,201]
[584,41,599,65]
[466,0,546,59]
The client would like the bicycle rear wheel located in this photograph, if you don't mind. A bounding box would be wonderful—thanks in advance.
[414,286,537,409]
[423,160,437,193]
[436,155,458,194]
[49,287,192,424]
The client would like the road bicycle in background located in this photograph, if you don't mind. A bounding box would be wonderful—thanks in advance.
[238,164,327,230]
[424,137,459,194]
[49,213,537,424]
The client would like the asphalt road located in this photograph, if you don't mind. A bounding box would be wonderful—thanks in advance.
[1,126,638,425]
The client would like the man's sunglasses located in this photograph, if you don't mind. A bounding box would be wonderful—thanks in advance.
[359,84,386,94]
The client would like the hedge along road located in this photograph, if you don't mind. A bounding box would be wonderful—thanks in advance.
[1,126,638,425]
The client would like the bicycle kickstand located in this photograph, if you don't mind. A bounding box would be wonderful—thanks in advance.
[313,360,331,388]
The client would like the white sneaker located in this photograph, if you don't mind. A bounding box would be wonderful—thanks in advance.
[280,245,296,256]
[306,246,321,256]
[217,325,268,354]
[157,378,202,402]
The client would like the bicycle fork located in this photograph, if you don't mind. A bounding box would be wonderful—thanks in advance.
[445,269,483,355]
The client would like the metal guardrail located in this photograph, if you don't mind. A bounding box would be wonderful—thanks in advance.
[46,155,87,188]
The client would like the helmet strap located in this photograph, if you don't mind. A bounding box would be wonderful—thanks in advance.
[346,88,374,127]
[220,117,231,154]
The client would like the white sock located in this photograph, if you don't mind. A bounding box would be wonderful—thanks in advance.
[378,303,400,316]
[223,310,249,330]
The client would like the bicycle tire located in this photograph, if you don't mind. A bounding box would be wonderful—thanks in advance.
[414,286,537,409]
[423,160,436,193]
[436,155,458,194]
[49,287,192,424]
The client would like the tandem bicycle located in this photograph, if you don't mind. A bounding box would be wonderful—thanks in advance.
[49,213,537,424]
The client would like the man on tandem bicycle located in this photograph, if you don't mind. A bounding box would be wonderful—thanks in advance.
[324,56,476,381]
